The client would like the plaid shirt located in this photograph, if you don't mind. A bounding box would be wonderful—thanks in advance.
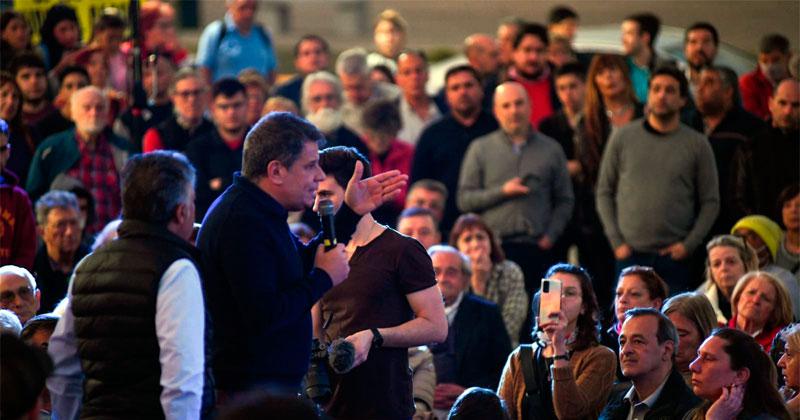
[472,259,528,348]
[66,131,121,235]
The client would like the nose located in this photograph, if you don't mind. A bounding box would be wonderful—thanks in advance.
[777,353,787,368]
[312,196,320,213]
[689,356,701,372]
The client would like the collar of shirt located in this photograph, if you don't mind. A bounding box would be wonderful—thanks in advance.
[444,291,465,326]
[623,370,671,417]
[74,130,107,153]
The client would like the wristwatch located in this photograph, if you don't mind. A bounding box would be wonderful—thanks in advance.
[551,354,569,361]
[370,328,384,349]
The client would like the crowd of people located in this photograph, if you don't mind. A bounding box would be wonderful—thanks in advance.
[1,1,799,419]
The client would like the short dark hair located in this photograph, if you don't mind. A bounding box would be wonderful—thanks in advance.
[120,151,196,225]
[9,52,46,77]
[449,213,505,264]
[624,307,679,356]
[398,206,437,226]
[211,77,246,100]
[20,314,59,344]
[293,34,329,57]
[0,333,53,419]
[777,184,800,219]
[619,265,669,302]
[554,61,586,81]
[759,33,790,55]
[513,23,549,49]
[445,64,482,86]
[548,6,578,24]
[362,99,401,136]
[93,11,126,32]
[242,112,324,179]
[448,387,510,420]
[650,65,689,98]
[58,65,89,86]
[625,13,661,49]
[686,22,719,46]
[318,146,371,191]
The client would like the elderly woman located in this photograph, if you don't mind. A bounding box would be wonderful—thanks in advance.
[601,265,669,379]
[698,235,759,324]
[686,328,790,419]
[733,215,800,320]
[498,263,616,420]
[450,213,527,347]
[728,271,794,352]
[662,292,718,384]
[777,323,800,417]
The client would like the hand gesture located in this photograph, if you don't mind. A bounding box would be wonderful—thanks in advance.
[537,235,553,250]
[344,161,408,215]
[706,383,744,420]
[501,177,530,197]
[468,250,492,294]
[315,244,349,286]
[659,242,688,260]
[540,310,569,352]
[614,244,632,260]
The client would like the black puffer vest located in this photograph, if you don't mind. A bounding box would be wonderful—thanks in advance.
[71,219,214,419]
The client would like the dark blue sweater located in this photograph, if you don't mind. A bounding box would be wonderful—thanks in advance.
[197,173,332,390]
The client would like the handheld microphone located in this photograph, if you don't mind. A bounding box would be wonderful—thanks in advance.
[328,338,356,374]
[318,199,337,250]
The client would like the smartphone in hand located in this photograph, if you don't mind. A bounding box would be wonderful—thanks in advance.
[539,278,562,325]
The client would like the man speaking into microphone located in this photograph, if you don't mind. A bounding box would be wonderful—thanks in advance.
[311,146,447,419]
[197,113,406,400]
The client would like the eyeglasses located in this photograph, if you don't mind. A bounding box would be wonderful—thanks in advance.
[0,285,35,305]
[174,89,206,99]
[309,94,338,103]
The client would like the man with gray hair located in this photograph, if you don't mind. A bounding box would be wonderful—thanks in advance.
[600,307,699,419]
[142,67,215,153]
[0,265,41,325]
[427,245,511,416]
[301,71,367,156]
[26,86,134,234]
[688,65,766,235]
[335,47,399,136]
[32,190,88,313]
[48,151,212,419]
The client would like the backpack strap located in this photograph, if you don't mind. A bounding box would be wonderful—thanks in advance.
[520,344,538,396]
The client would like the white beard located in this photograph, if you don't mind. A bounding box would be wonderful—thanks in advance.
[306,107,343,134]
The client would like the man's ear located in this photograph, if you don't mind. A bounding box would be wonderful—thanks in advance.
[266,160,285,185]
[33,289,41,312]
[663,340,675,361]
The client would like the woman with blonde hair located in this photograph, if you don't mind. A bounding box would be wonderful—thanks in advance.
[729,271,794,352]
[698,235,759,324]
[662,292,718,383]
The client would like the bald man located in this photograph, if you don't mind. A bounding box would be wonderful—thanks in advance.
[733,79,800,221]
[26,86,134,233]
[457,82,573,294]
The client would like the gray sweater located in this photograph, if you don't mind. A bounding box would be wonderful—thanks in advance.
[596,119,719,253]
[457,129,574,243]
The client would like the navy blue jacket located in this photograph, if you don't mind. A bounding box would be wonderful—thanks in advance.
[197,173,332,390]
[599,367,699,420]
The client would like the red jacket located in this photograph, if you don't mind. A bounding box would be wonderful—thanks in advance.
[369,140,414,210]
[0,169,37,269]
[727,316,784,353]
[739,67,773,120]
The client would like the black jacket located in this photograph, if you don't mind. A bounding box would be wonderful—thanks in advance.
[599,367,700,420]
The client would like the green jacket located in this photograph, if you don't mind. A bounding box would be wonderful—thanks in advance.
[26,128,134,202]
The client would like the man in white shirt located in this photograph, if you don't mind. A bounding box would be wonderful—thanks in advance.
[47,151,208,419]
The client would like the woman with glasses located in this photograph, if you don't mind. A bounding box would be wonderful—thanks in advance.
[497,263,616,420]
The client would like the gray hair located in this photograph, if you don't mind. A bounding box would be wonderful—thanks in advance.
[301,71,343,115]
[120,151,196,225]
[0,265,37,290]
[0,309,22,336]
[169,66,206,96]
[35,190,80,226]
[70,85,108,117]
[427,244,472,277]
[624,307,680,357]
[336,48,369,77]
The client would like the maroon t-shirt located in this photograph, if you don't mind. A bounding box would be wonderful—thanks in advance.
[320,228,436,419]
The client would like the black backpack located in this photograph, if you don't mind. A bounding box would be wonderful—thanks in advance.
[519,344,558,420]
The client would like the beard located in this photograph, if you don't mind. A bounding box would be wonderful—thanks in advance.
[76,119,106,137]
[306,107,343,134]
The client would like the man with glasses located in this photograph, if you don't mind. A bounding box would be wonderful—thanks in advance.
[0,265,40,325]
[142,67,215,153]
[301,71,368,156]
[185,78,249,221]
[31,190,88,313]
